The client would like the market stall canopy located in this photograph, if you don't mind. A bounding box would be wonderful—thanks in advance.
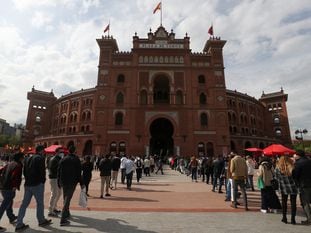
[245,148,263,152]
[44,145,68,154]
[263,144,295,156]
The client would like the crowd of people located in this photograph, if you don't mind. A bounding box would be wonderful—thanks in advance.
[168,150,311,225]
[0,147,310,232]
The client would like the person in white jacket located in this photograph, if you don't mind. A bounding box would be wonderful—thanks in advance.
[246,156,256,191]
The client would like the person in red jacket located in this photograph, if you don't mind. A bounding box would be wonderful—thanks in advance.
[0,152,24,232]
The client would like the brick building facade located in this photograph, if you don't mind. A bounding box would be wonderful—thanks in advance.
[24,26,292,157]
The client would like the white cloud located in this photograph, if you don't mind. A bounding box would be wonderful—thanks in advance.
[31,11,53,29]
[1,0,311,140]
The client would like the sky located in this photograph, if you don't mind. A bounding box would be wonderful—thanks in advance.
[0,0,310,139]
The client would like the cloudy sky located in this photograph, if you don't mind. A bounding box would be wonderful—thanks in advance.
[0,0,310,139]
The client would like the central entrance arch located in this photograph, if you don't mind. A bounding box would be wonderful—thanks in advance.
[149,118,174,157]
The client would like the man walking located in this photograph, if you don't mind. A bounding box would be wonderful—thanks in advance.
[120,155,127,184]
[0,152,24,232]
[47,147,63,217]
[58,146,83,226]
[110,154,121,190]
[15,145,52,232]
[292,150,311,225]
[99,154,112,197]
[230,153,249,211]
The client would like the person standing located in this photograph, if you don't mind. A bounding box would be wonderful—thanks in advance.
[135,157,143,182]
[15,145,52,232]
[58,146,84,226]
[81,156,93,196]
[99,154,112,198]
[120,155,127,184]
[230,153,249,210]
[125,157,135,190]
[246,156,256,191]
[292,150,311,225]
[150,156,155,173]
[257,157,281,214]
[212,155,225,193]
[0,152,24,232]
[275,155,298,224]
[189,156,198,182]
[47,148,63,217]
[111,155,121,189]
[143,157,151,176]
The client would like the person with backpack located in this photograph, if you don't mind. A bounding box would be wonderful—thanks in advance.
[58,145,84,226]
[15,145,52,232]
[0,152,24,232]
[135,157,143,182]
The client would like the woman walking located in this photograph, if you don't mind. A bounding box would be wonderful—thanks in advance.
[258,157,281,213]
[275,155,298,224]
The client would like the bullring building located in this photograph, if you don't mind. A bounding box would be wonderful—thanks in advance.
[24,25,292,157]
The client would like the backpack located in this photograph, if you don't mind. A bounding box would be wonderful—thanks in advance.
[0,165,9,190]
[136,159,142,168]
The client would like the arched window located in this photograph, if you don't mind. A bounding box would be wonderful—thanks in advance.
[116,92,124,104]
[200,113,208,126]
[199,93,206,105]
[198,75,205,84]
[228,112,232,122]
[86,111,91,120]
[274,116,280,124]
[206,142,214,157]
[81,126,85,132]
[275,128,282,136]
[82,112,86,121]
[117,74,125,83]
[153,75,170,104]
[86,125,90,132]
[176,90,183,104]
[140,90,147,104]
[198,142,205,156]
[115,112,123,125]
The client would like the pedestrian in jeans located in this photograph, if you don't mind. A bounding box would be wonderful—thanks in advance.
[0,152,24,232]
[99,154,112,198]
[110,155,121,189]
[292,150,311,225]
[125,157,135,190]
[120,155,127,184]
[47,148,63,217]
[230,153,249,211]
[58,146,84,226]
[15,145,52,232]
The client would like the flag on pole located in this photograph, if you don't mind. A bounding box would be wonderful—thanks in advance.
[153,2,161,14]
[104,24,110,33]
[208,25,213,36]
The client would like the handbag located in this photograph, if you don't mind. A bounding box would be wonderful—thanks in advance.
[78,187,88,208]
[257,176,264,189]
[271,179,279,190]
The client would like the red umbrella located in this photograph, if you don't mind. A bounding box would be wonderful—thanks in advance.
[245,148,263,152]
[263,144,295,156]
[44,145,68,154]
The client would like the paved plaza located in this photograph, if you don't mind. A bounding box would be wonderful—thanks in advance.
[1,166,310,232]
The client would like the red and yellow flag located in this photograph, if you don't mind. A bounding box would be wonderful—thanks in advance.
[153,2,161,14]
[104,24,110,33]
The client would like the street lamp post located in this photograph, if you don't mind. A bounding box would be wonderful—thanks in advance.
[295,129,308,151]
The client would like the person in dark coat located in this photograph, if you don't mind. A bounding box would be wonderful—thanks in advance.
[58,146,84,226]
[81,156,93,196]
[111,155,121,189]
[15,145,52,232]
[212,155,225,193]
[99,154,112,198]
[0,152,24,232]
[292,150,311,225]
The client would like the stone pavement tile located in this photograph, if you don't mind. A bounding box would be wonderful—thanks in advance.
[1,210,311,233]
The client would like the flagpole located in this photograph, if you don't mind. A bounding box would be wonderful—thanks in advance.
[108,20,110,37]
[160,0,163,26]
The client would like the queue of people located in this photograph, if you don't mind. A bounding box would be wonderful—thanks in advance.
[0,147,310,232]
